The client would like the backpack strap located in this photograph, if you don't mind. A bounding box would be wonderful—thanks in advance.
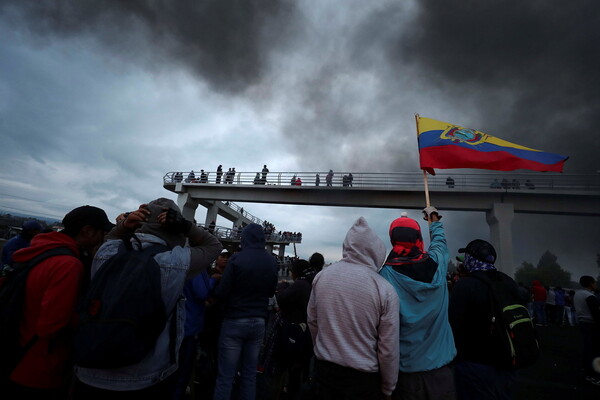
[0,246,76,376]
[2,247,76,278]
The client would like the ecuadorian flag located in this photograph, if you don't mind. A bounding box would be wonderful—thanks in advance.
[417,116,569,175]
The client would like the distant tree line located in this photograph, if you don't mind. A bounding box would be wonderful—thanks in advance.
[514,250,575,288]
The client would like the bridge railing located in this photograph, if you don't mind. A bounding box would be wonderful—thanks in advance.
[164,171,600,192]
[220,201,263,225]
[198,223,302,243]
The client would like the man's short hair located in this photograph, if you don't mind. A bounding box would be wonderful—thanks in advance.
[579,275,596,288]
[62,205,114,236]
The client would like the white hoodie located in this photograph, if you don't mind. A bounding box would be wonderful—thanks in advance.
[307,217,400,396]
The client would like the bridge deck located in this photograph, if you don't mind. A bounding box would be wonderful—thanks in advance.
[164,171,600,216]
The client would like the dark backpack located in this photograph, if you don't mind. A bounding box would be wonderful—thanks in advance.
[0,247,75,381]
[74,242,170,369]
[471,271,540,370]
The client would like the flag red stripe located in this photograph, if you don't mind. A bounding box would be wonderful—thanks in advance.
[419,145,565,172]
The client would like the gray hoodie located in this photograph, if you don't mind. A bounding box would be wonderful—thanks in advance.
[307,217,400,396]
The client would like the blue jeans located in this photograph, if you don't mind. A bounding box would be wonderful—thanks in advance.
[213,317,266,400]
[532,301,546,325]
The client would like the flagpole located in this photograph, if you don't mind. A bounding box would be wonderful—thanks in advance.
[415,113,431,207]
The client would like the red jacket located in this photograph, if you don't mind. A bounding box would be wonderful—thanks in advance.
[10,231,83,389]
[531,280,547,302]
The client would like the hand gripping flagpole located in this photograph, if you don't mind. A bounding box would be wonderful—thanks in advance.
[415,113,431,208]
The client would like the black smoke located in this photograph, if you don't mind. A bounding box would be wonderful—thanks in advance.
[393,0,600,173]
[0,0,295,93]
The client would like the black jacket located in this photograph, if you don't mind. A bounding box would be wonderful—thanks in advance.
[449,270,527,365]
[213,224,278,320]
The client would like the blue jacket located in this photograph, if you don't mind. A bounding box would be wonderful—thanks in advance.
[183,271,214,337]
[214,223,278,320]
[379,221,456,372]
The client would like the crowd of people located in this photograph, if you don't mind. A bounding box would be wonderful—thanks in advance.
[170,168,547,193]
[1,201,599,400]
[489,178,536,190]
[169,167,367,189]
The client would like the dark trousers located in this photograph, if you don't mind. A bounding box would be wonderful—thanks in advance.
[171,335,199,400]
[312,359,382,400]
[69,374,176,400]
[579,322,600,377]
[4,380,68,400]
[454,360,516,400]
[394,364,456,400]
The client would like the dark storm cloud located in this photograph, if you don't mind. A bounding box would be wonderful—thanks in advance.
[276,2,421,173]
[0,0,295,93]
[393,0,600,173]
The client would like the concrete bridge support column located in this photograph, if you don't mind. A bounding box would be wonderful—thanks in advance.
[486,203,515,278]
[279,244,286,259]
[234,217,244,229]
[177,192,199,223]
[204,201,219,226]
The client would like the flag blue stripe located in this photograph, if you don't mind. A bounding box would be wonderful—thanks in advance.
[418,130,567,166]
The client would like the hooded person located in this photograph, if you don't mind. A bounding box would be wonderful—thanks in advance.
[72,198,223,397]
[307,217,400,400]
[212,223,279,400]
[379,207,457,400]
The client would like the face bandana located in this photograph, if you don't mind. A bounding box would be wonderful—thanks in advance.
[464,253,497,273]
[387,216,425,262]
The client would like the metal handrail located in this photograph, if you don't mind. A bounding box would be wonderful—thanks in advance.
[198,224,302,243]
[220,201,262,225]
[164,171,600,192]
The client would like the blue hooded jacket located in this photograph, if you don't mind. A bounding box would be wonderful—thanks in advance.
[213,223,278,320]
[379,220,456,372]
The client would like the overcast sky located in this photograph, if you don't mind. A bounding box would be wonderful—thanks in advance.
[1,1,598,281]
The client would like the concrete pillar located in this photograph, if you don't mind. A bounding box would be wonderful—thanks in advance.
[177,192,198,223]
[234,217,244,228]
[279,244,286,259]
[266,244,274,254]
[204,201,219,225]
[486,203,514,277]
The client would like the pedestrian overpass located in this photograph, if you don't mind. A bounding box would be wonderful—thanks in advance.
[163,170,600,277]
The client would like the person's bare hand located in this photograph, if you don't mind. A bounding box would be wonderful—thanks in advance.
[122,204,150,230]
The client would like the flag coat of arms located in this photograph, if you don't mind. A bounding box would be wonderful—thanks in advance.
[417,116,569,175]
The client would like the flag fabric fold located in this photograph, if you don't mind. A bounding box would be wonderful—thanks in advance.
[416,116,569,175]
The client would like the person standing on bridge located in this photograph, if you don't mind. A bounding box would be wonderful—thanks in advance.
[262,165,269,183]
[326,170,334,186]
[216,165,223,184]
[379,207,457,400]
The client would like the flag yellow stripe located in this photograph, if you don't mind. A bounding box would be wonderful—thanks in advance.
[418,116,541,152]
